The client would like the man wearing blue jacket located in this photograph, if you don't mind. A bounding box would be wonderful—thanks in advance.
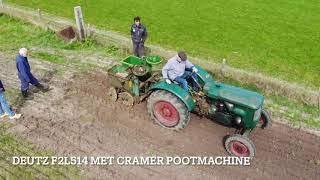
[16,48,47,98]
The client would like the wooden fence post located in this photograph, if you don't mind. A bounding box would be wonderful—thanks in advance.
[74,6,85,41]
[220,58,227,78]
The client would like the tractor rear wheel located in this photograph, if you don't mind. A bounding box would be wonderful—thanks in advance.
[225,134,256,158]
[147,90,190,130]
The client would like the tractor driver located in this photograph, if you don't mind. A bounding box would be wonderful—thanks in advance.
[162,51,199,92]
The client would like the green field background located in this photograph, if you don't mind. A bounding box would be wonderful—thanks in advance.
[7,0,320,87]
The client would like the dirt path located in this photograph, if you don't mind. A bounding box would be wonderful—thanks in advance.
[1,53,319,179]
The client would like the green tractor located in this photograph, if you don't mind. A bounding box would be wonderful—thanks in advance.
[107,55,270,158]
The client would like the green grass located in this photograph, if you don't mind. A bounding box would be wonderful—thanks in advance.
[31,52,65,64]
[0,13,117,70]
[0,123,80,179]
[0,13,103,53]
[6,0,320,88]
[266,95,320,129]
[0,14,65,53]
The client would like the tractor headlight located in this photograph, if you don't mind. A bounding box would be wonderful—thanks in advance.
[254,107,262,121]
[225,102,234,110]
[235,117,241,124]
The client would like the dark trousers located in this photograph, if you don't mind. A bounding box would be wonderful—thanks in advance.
[19,74,39,91]
[133,41,144,57]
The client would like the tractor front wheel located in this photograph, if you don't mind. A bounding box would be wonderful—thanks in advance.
[118,92,134,106]
[225,134,256,158]
[147,90,190,130]
[258,109,271,129]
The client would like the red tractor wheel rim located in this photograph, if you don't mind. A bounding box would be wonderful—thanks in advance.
[153,101,179,127]
[230,141,250,157]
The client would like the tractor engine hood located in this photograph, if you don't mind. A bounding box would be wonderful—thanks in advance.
[204,83,264,109]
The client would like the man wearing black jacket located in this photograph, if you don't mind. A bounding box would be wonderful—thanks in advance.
[131,16,148,57]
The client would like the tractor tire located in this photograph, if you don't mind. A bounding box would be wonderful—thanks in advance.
[118,92,134,106]
[147,90,190,130]
[258,109,271,129]
[225,134,256,158]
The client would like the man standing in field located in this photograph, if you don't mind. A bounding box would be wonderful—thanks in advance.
[16,48,48,98]
[131,16,148,57]
[162,51,199,92]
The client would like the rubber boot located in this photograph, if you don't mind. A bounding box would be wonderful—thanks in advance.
[21,90,28,98]
[35,83,49,92]
[21,90,33,100]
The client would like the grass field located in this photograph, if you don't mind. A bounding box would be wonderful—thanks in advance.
[6,0,320,88]
[0,13,102,54]
[1,13,319,129]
